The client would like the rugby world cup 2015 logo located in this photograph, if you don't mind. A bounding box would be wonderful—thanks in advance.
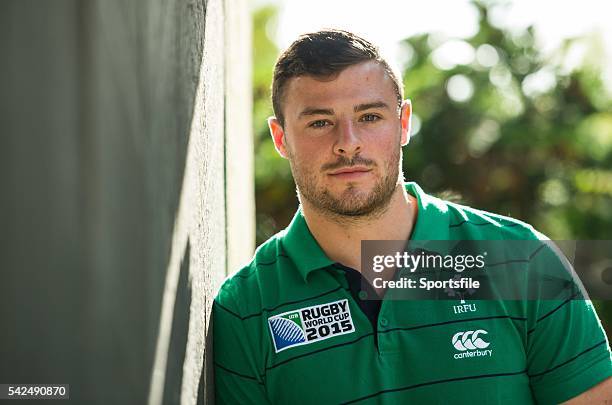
[268,312,306,351]
[268,299,355,353]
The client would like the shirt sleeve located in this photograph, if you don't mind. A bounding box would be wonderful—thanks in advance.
[213,294,271,405]
[526,242,612,404]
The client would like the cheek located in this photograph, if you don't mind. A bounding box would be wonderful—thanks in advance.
[366,130,399,153]
[290,142,324,170]
[295,138,332,162]
[364,121,401,142]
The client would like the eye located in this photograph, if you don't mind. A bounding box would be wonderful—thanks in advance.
[309,120,331,129]
[360,114,381,122]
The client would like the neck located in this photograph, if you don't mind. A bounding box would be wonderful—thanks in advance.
[300,184,418,272]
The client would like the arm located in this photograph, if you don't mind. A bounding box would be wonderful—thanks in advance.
[213,298,271,404]
[562,376,612,404]
[526,241,612,404]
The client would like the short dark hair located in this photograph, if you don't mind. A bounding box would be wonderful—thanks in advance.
[271,29,404,127]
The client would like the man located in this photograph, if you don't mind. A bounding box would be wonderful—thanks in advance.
[213,30,611,404]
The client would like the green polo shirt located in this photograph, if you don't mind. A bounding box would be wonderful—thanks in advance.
[214,182,611,404]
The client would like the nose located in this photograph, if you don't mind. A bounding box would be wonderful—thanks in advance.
[333,119,362,157]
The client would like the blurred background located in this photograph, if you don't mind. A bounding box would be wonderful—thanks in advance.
[0,0,610,403]
[252,0,612,336]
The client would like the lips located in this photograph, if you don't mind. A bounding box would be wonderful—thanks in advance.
[329,166,371,175]
[328,166,372,180]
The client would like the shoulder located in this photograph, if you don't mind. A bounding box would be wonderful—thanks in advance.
[214,231,289,314]
[442,198,543,240]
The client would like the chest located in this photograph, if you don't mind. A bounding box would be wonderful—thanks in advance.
[263,298,532,404]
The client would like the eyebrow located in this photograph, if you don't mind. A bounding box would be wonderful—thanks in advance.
[354,101,390,112]
[298,107,334,119]
[297,101,390,120]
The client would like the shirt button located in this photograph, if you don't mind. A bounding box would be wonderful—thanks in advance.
[358,291,368,300]
[379,317,388,327]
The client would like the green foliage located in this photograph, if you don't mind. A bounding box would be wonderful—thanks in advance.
[252,6,297,243]
[397,3,612,242]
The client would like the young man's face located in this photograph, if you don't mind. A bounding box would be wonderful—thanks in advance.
[269,60,411,217]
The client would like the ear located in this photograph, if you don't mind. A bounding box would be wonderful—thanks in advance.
[268,117,290,159]
[400,99,412,147]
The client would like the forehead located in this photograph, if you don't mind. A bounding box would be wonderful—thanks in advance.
[283,61,397,119]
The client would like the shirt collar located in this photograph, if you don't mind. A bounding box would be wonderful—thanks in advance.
[281,207,335,282]
[404,182,451,241]
[281,182,450,282]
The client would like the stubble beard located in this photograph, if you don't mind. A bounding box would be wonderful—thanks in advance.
[288,146,403,221]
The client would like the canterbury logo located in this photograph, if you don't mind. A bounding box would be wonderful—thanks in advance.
[452,329,490,351]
